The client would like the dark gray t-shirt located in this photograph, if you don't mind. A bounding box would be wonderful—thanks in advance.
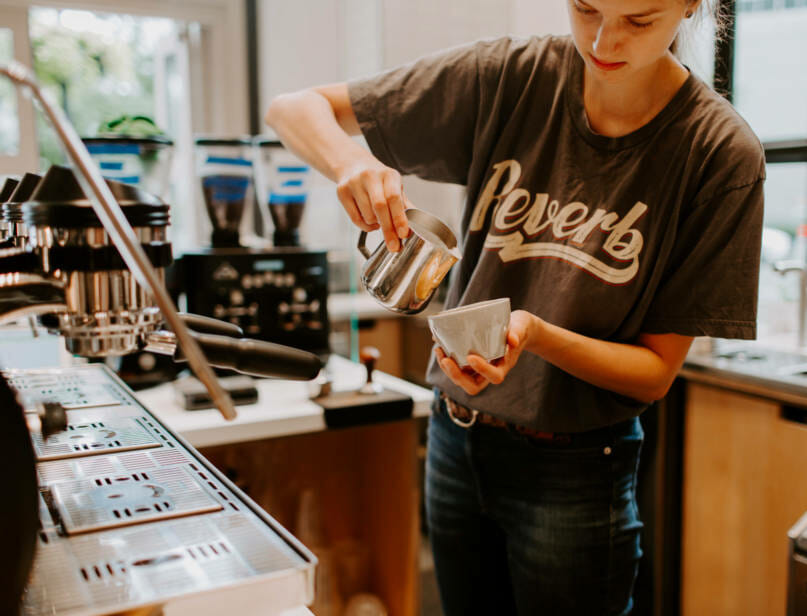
[349,35,765,432]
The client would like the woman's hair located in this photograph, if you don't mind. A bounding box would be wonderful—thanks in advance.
[671,0,730,59]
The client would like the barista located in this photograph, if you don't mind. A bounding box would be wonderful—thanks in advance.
[264,0,765,613]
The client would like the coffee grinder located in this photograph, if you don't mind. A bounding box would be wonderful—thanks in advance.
[177,137,330,355]
[253,137,310,247]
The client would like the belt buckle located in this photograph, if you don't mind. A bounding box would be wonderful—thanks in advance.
[445,397,478,428]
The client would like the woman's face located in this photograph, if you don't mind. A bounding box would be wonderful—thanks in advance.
[567,0,694,83]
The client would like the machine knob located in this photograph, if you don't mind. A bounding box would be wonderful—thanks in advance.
[292,287,307,303]
[230,289,244,306]
[37,401,68,440]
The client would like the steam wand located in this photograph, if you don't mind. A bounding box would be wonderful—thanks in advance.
[0,61,238,421]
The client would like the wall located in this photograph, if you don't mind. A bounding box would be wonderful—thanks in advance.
[255,0,571,253]
[510,0,570,37]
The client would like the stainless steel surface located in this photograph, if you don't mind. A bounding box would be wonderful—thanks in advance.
[52,466,223,535]
[8,220,27,246]
[358,208,461,315]
[8,215,167,356]
[5,364,315,615]
[143,329,178,356]
[0,61,236,421]
[58,270,164,357]
[774,259,807,349]
[682,341,807,406]
[30,417,162,461]
[0,270,67,324]
[28,224,168,253]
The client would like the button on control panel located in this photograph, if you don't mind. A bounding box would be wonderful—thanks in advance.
[179,249,330,354]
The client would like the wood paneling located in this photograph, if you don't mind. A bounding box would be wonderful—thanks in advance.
[681,383,807,615]
[201,420,419,616]
[358,318,404,378]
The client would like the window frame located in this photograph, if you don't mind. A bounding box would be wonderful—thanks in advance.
[716,0,807,161]
[0,4,39,174]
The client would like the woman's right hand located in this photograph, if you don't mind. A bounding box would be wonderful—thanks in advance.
[265,84,411,251]
[336,159,411,252]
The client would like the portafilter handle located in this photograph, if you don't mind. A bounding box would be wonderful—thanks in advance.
[175,313,244,338]
[0,61,237,421]
[143,329,323,380]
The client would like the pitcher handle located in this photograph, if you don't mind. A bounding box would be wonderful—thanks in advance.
[357,230,371,259]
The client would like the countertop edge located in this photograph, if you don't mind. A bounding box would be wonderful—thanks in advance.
[680,362,807,407]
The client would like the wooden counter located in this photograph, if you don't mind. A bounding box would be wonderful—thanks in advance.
[669,346,807,616]
[678,382,807,616]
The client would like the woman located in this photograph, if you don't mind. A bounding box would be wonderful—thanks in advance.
[266,0,765,613]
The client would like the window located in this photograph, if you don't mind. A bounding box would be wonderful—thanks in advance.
[0,28,19,156]
[0,1,248,251]
[719,0,807,339]
[734,0,807,140]
[29,9,179,167]
[0,5,37,175]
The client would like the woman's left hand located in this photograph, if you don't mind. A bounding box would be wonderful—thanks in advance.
[434,310,535,396]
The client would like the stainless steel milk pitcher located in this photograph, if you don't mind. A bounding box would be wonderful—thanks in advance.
[357,208,461,315]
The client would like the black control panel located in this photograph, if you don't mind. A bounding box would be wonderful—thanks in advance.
[176,248,329,355]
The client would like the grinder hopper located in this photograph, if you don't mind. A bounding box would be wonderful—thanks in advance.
[195,136,257,248]
[253,137,311,247]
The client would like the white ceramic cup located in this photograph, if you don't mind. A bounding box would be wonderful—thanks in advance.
[427,298,511,368]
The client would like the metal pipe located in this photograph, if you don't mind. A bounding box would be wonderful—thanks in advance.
[0,61,237,421]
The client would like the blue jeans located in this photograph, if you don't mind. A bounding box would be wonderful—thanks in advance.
[425,394,644,615]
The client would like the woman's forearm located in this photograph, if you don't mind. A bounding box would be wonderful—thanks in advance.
[524,314,692,404]
[265,89,373,183]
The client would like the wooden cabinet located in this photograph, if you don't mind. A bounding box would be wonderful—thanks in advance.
[330,317,405,377]
[200,420,420,616]
[357,318,404,377]
[681,383,807,615]
[330,316,434,384]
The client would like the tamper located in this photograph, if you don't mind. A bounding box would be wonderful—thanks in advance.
[313,346,412,428]
[359,346,383,395]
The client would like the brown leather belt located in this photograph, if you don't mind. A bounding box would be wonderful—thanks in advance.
[439,393,571,444]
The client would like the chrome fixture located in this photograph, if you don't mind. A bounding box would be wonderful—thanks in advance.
[773,258,807,348]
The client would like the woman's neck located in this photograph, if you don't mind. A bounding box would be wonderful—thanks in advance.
[583,53,690,138]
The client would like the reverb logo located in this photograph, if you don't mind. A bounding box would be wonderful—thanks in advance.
[470,160,647,285]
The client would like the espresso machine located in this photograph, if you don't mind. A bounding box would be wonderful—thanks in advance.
[0,176,19,245]
[177,136,330,356]
[1,172,42,248]
[0,61,321,615]
[77,135,176,387]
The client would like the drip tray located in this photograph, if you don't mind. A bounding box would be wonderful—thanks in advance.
[32,417,162,461]
[51,466,223,535]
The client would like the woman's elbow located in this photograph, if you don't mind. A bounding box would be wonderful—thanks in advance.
[641,375,677,404]
[264,93,293,128]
